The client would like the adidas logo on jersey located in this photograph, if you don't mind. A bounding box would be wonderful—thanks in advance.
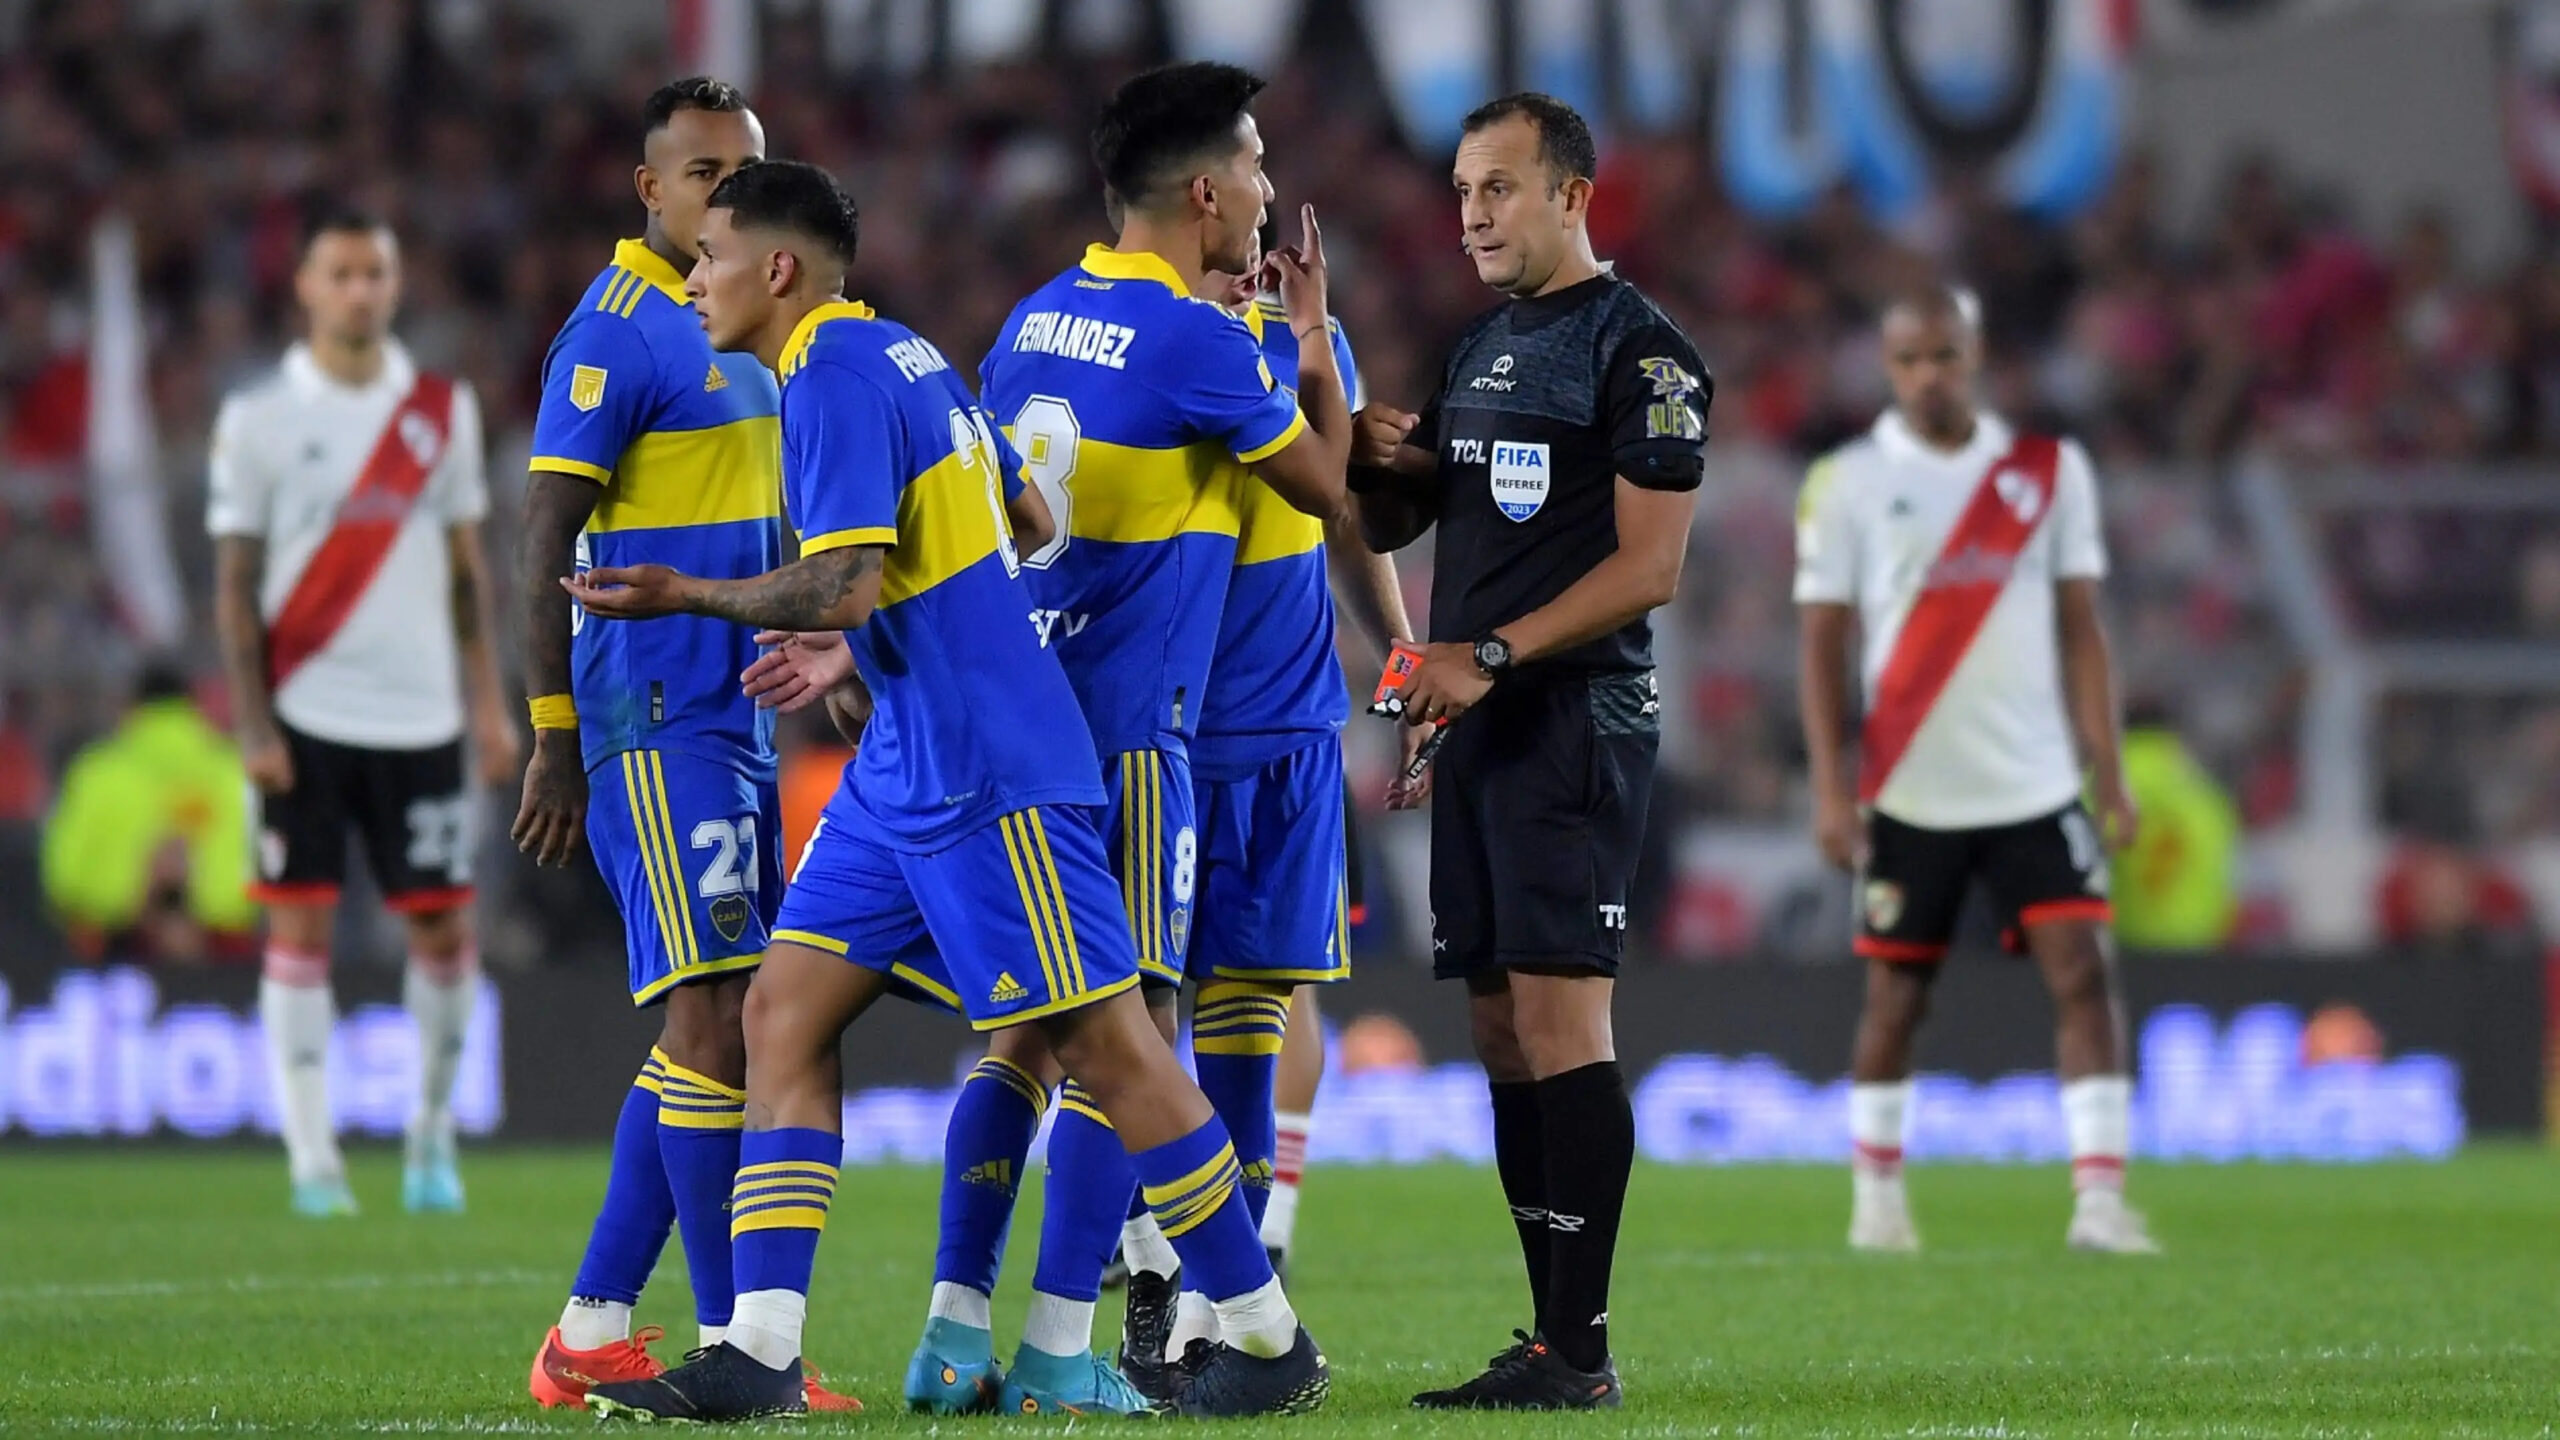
[989,972,1030,1003]
[703,364,729,392]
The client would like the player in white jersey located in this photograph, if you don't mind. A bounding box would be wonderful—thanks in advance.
[209,209,516,1217]
[1793,284,2156,1255]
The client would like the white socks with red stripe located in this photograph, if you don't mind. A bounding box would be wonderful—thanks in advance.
[1259,1111,1312,1256]
[1848,1081,1911,1205]
[2062,1075,2132,1194]
[405,948,477,1157]
[260,947,341,1185]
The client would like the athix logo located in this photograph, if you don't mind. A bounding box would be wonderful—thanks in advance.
[1599,904,1628,931]
[1470,353,1518,391]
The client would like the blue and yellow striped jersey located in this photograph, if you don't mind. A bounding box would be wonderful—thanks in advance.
[981,245,1308,760]
[1192,300,1366,779]
[531,239,784,779]
[777,301,1103,851]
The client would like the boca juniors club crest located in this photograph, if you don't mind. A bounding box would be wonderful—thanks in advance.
[1490,440,1550,522]
[1863,879,1905,934]
[710,894,751,944]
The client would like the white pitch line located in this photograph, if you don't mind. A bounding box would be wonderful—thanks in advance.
[0,1268,553,1305]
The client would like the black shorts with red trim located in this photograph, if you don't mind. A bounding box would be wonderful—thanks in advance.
[1854,802,2110,964]
[250,723,474,912]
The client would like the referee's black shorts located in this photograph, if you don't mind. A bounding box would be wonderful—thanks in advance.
[1428,669,1659,981]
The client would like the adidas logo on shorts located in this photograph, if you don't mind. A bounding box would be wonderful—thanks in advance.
[989,971,1030,1003]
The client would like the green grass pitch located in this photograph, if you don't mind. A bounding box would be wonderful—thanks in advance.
[2,1147,2554,1437]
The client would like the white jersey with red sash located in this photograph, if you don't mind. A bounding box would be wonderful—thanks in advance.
[1792,411,2107,830]
[208,341,488,749]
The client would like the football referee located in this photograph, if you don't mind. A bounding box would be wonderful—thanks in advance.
[1353,93,1710,1410]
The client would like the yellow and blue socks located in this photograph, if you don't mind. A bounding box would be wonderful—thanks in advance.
[932,1056,1048,1323]
[1191,981,1291,1232]
[726,1127,841,1369]
[562,1050,679,1349]
[656,1056,747,1343]
[1133,1117,1299,1358]
[1026,1081,1139,1356]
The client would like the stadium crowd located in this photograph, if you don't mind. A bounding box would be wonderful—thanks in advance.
[0,1,2551,964]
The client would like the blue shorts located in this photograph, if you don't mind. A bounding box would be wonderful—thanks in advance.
[587,749,779,1006]
[1104,747,1196,988]
[1190,737,1351,985]
[772,793,1141,1030]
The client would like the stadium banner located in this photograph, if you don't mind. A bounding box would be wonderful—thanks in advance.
[0,953,2537,1157]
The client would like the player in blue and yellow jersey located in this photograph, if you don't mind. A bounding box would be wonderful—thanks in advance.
[886,63,1360,1414]
[508,81,852,1417]
[569,159,1330,1423]
[1108,234,1424,1381]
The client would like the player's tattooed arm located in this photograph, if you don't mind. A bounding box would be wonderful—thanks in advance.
[569,546,886,633]
[510,471,602,866]
[213,535,293,794]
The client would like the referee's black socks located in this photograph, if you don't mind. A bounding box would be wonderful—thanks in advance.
[1487,1079,1553,1326]
[1534,1060,1633,1372]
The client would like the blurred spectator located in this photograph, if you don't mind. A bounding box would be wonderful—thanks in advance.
[2111,702,2242,951]
[39,660,255,961]
[2375,792,2541,962]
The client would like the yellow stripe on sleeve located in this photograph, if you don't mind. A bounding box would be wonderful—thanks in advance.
[528,455,613,483]
[800,526,896,556]
[1235,408,1309,465]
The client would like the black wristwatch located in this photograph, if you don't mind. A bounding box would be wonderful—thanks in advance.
[1472,634,1514,678]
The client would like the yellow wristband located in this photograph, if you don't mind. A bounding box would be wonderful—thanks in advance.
[528,694,579,730]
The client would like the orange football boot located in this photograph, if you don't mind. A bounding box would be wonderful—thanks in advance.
[804,1366,864,1412]
[528,1323,666,1408]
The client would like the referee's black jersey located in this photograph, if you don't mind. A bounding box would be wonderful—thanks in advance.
[1416,272,1711,673]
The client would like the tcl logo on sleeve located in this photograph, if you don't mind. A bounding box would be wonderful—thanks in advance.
[1489,441,1550,521]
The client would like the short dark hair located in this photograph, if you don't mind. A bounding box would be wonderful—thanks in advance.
[299,202,390,257]
[1461,92,1597,188]
[708,160,859,266]
[644,76,749,141]
[1092,61,1266,212]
